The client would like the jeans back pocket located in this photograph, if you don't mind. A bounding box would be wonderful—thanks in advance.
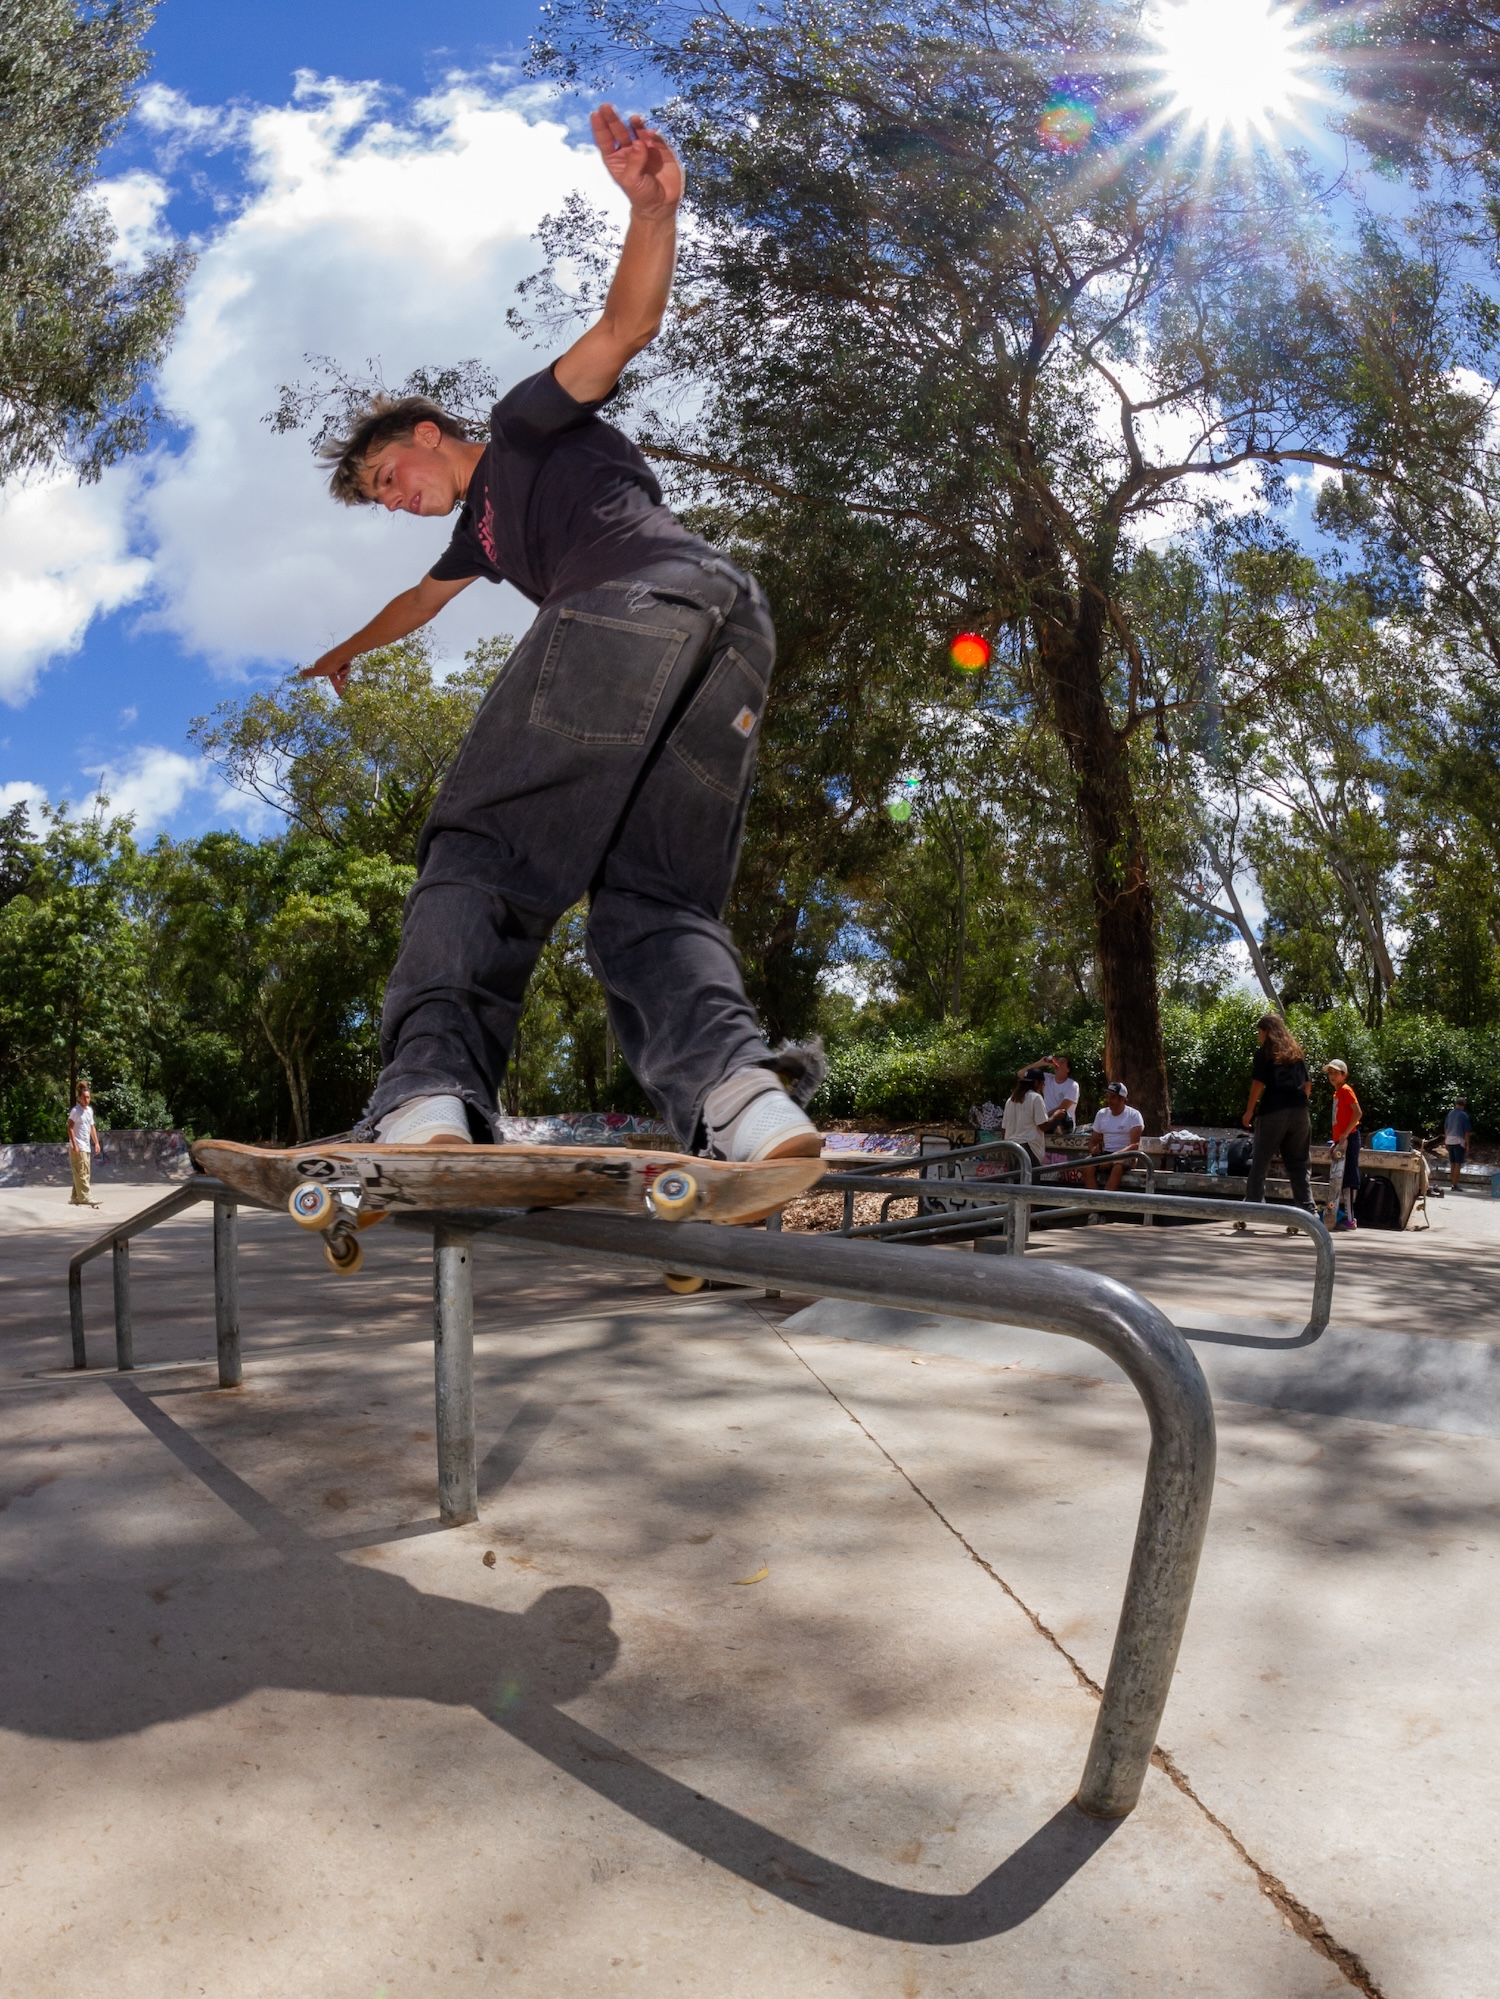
[530,608,690,746]
[667,646,767,799]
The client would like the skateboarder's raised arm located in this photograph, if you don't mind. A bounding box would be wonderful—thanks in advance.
[303,570,476,697]
[552,105,684,404]
[300,106,681,699]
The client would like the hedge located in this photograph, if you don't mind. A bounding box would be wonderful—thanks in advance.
[814,998,1500,1137]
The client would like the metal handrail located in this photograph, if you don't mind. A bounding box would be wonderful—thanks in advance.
[60,1177,1218,1820]
[67,1174,271,1379]
[399,1206,1217,1822]
[986,1184,1335,1348]
[813,1138,1035,1251]
[815,1136,1032,1180]
[809,1147,1158,1251]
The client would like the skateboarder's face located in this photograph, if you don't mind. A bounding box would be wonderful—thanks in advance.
[361,421,466,517]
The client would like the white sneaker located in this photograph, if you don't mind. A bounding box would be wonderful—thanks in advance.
[703,1066,821,1162]
[375,1094,474,1146]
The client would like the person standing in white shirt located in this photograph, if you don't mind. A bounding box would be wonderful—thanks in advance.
[67,1082,101,1208]
[1083,1082,1145,1194]
[1002,1068,1051,1164]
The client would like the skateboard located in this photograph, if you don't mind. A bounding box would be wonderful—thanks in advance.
[191,1139,825,1275]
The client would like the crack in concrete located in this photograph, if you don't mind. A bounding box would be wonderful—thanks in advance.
[767,1318,1387,1998]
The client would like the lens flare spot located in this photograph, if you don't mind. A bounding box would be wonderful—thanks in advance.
[887,797,913,823]
[1039,83,1098,154]
[949,632,992,673]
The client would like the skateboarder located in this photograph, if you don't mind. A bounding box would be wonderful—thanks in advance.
[302,105,820,1162]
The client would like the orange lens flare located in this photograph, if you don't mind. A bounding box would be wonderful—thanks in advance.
[949,632,992,673]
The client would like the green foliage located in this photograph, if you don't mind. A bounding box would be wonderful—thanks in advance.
[0,804,151,1138]
[818,1025,989,1124]
[0,0,193,482]
[526,0,1486,1123]
[503,904,650,1118]
[148,832,412,1142]
[192,636,508,863]
[808,989,1500,1138]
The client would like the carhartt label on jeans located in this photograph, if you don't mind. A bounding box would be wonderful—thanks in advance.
[731,706,757,737]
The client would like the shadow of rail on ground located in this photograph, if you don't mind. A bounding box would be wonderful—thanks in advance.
[0,1379,1117,1944]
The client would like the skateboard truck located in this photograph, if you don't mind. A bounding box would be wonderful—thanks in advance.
[287,1176,368,1274]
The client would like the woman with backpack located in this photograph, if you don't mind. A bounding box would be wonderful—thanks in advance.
[1241,1014,1314,1212]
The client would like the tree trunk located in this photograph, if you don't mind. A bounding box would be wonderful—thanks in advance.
[950,836,966,1020]
[1179,883,1283,1013]
[1034,618,1172,1132]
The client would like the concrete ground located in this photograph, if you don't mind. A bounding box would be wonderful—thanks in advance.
[1,1186,1497,1996]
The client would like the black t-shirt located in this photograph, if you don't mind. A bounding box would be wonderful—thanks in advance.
[1252,1046,1310,1114]
[427,366,711,606]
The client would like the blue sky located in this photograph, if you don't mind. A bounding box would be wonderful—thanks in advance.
[0,1,1374,847]
[0,0,612,838]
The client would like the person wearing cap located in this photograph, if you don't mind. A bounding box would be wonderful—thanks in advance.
[1083,1082,1145,1196]
[1322,1059,1361,1232]
[1444,1095,1473,1190]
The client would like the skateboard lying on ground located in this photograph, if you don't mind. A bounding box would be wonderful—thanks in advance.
[192,1139,825,1276]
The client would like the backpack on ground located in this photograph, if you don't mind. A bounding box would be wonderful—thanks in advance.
[1354,1174,1401,1231]
[1227,1135,1253,1176]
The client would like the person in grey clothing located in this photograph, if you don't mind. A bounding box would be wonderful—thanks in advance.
[299,106,820,1163]
[1241,1014,1314,1211]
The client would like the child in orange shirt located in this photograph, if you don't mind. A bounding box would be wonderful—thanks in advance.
[1323,1059,1361,1232]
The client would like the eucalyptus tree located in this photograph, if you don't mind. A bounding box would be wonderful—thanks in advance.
[191,635,509,864]
[0,0,192,482]
[526,0,1482,1126]
[1323,0,1500,188]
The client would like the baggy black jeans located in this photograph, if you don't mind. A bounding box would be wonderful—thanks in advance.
[1245,1105,1313,1210]
[362,554,777,1147]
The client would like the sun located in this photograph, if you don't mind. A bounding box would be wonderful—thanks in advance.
[1146,0,1319,143]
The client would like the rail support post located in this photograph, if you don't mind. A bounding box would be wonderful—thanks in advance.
[112,1237,134,1372]
[1008,1149,1032,1255]
[213,1199,242,1388]
[433,1226,477,1525]
[69,1265,86,1369]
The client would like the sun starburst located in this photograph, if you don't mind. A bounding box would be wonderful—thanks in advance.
[1146,0,1321,146]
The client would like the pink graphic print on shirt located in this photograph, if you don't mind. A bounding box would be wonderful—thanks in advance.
[477,494,497,566]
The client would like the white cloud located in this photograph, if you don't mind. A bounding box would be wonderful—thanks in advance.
[96,170,174,271]
[135,82,246,152]
[0,472,153,704]
[0,779,45,820]
[0,79,622,704]
[82,746,217,833]
[137,78,618,671]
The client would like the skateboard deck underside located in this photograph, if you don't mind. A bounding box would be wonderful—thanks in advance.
[191,1140,823,1228]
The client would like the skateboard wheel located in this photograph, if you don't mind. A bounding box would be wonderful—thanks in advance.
[323,1231,364,1275]
[289,1183,336,1230]
[648,1169,701,1220]
[664,1272,705,1294]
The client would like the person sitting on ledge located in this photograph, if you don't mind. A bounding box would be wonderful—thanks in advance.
[1082,1082,1144,1198]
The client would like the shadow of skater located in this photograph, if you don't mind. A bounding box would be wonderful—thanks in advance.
[0,1380,1117,1943]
